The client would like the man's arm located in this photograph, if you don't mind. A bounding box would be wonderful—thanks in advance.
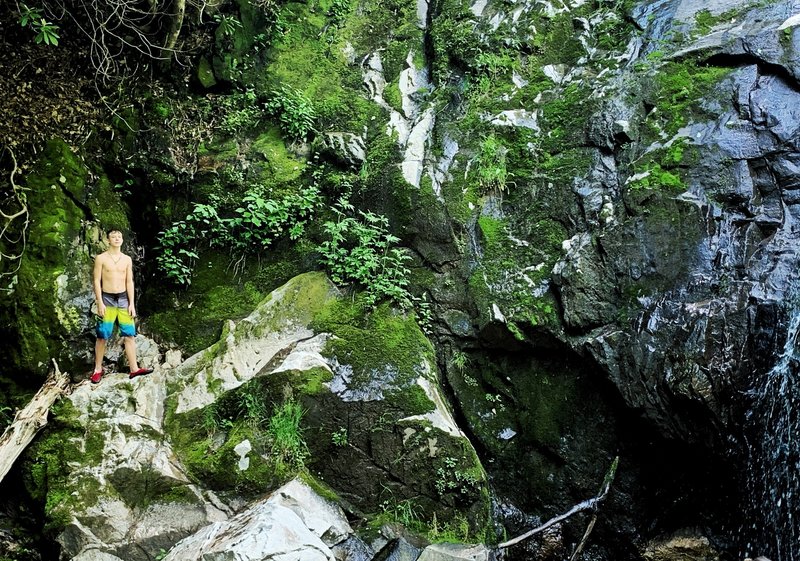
[93,255,105,317]
[126,257,136,318]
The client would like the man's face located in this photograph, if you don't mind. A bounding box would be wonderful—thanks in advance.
[108,231,123,247]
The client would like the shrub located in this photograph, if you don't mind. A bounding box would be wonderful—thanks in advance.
[317,199,412,308]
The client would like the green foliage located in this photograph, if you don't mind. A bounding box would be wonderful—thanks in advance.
[474,134,510,193]
[374,495,479,544]
[450,350,470,372]
[434,456,482,496]
[317,199,412,308]
[19,4,60,45]
[219,89,265,134]
[0,404,14,429]
[627,138,690,191]
[328,0,352,28]
[380,496,423,527]
[331,427,348,447]
[156,185,322,286]
[213,13,243,37]
[266,399,310,475]
[265,85,317,140]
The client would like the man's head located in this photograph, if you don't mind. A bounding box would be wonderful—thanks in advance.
[105,226,124,247]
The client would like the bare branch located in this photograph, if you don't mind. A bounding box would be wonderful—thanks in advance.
[0,148,30,285]
[498,456,619,550]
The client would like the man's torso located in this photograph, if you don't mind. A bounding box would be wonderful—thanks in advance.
[99,252,130,293]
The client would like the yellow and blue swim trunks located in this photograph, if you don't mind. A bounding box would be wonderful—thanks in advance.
[96,291,136,339]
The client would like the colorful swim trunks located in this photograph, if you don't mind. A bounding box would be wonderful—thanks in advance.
[96,291,136,339]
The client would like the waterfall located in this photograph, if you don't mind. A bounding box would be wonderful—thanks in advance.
[744,305,800,561]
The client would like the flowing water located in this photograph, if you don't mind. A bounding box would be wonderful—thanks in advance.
[744,306,800,561]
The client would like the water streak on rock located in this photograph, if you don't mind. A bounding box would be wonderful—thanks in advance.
[746,299,800,561]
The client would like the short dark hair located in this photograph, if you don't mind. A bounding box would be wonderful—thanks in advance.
[105,226,124,236]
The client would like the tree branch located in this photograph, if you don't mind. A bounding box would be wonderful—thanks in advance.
[0,360,71,484]
[498,456,619,550]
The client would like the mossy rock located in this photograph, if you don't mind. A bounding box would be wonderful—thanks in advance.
[22,399,105,532]
[164,273,490,530]
[1,140,112,377]
[197,56,218,89]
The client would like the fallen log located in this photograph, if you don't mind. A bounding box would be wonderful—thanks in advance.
[0,360,71,484]
[498,456,620,552]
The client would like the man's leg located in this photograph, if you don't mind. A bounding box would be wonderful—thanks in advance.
[119,311,152,379]
[94,338,106,372]
[93,307,115,383]
[123,336,139,373]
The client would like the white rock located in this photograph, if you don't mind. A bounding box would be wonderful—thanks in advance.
[164,479,352,561]
[234,439,252,471]
[171,274,337,414]
[272,334,333,374]
[401,108,436,187]
[401,377,466,438]
[418,543,492,561]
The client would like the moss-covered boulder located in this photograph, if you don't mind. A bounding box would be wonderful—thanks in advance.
[165,272,491,534]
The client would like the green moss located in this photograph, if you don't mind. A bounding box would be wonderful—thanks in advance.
[297,471,342,503]
[385,383,435,415]
[383,81,404,113]
[197,57,218,88]
[146,255,267,355]
[168,376,317,496]
[296,366,335,395]
[4,140,95,376]
[627,139,693,192]
[650,61,732,137]
[313,298,435,387]
[23,398,105,532]
[256,0,377,132]
[251,126,306,185]
[88,176,131,232]
[470,209,564,330]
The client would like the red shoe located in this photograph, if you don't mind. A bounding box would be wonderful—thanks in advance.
[90,370,103,384]
[129,368,153,379]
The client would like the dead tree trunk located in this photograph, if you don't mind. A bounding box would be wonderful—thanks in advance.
[0,360,70,484]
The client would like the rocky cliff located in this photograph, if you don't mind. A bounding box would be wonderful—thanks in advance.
[2,0,800,559]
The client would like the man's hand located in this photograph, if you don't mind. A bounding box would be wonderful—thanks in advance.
[96,302,106,318]
[128,303,136,318]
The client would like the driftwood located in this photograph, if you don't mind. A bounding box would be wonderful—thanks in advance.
[0,360,71,484]
[498,456,620,553]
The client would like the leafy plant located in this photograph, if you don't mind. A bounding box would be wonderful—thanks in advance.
[380,497,423,527]
[213,13,243,37]
[435,456,481,496]
[474,134,511,193]
[239,389,270,427]
[331,427,348,447]
[451,350,470,372]
[19,4,60,45]
[0,404,14,429]
[266,85,317,140]
[156,185,322,286]
[317,199,412,308]
[328,0,352,26]
[219,89,264,134]
[267,399,309,475]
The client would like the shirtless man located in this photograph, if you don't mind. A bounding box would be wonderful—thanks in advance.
[91,227,153,383]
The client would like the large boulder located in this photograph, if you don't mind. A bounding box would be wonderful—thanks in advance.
[166,272,491,528]
[163,479,353,561]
